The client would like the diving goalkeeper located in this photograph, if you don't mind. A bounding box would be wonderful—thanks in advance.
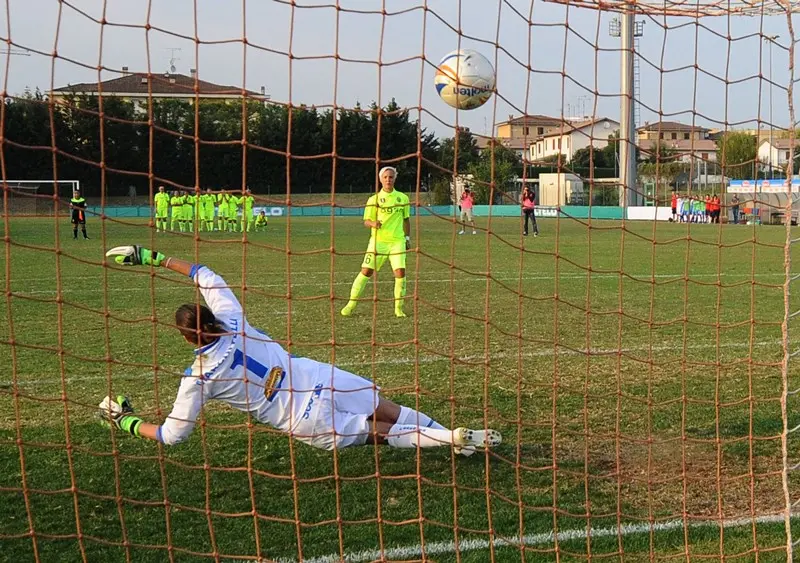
[98,245,501,455]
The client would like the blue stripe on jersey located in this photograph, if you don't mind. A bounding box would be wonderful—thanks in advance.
[229,349,285,401]
[156,426,164,443]
[183,367,193,377]
[194,339,219,356]
[188,264,205,279]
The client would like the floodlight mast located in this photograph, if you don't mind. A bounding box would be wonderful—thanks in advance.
[610,11,642,208]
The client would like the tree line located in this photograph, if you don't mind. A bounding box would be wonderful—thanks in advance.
[5,90,775,205]
[2,90,532,204]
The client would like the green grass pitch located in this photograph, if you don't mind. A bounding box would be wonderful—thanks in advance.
[1,214,799,562]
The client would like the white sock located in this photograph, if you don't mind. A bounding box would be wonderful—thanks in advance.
[386,424,454,448]
[396,406,446,430]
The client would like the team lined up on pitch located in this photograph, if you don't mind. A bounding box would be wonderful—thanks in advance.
[153,185,269,233]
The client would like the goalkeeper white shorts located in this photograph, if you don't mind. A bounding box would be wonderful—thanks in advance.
[291,365,380,451]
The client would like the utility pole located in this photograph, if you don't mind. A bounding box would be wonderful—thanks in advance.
[610,12,644,208]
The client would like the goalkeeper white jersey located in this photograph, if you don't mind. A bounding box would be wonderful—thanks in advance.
[157,265,328,446]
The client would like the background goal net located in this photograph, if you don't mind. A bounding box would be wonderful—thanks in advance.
[0,1,798,562]
[2,180,80,216]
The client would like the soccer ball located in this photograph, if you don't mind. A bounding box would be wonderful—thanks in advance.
[434,49,495,110]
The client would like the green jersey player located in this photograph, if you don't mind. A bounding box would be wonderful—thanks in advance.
[200,189,216,232]
[217,191,229,231]
[239,189,255,232]
[169,192,183,231]
[341,167,411,318]
[225,193,240,232]
[182,193,195,232]
[153,186,170,232]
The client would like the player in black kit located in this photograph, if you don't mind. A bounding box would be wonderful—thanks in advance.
[70,190,88,239]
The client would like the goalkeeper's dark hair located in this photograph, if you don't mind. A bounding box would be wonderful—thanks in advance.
[175,304,226,345]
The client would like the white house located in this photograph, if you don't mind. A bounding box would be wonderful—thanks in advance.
[528,117,619,162]
[638,138,718,163]
[757,139,799,174]
[475,136,531,163]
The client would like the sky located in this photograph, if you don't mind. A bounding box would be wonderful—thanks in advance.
[0,0,797,139]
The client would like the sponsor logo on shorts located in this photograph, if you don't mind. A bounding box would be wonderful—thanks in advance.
[302,383,324,420]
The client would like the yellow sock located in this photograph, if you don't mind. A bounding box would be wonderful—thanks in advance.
[394,277,406,311]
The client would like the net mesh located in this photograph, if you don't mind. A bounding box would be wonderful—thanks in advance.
[0,1,798,561]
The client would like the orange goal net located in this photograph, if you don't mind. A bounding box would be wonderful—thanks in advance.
[0,1,798,561]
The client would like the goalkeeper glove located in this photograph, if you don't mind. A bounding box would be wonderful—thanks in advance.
[97,395,144,438]
[105,245,166,267]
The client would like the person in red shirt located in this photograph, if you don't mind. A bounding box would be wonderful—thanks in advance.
[521,186,539,237]
[712,194,721,223]
[458,187,477,235]
[671,190,678,222]
[704,195,712,223]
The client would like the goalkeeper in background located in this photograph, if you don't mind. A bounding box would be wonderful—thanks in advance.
[341,167,410,318]
[153,186,170,232]
[99,245,501,455]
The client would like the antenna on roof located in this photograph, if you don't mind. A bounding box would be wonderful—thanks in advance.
[0,47,30,57]
[165,47,181,74]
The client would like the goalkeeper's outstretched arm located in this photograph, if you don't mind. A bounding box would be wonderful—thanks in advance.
[98,379,203,445]
[106,245,243,318]
[101,245,242,445]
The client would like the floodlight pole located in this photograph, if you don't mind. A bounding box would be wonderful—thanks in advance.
[611,11,642,209]
[620,9,639,208]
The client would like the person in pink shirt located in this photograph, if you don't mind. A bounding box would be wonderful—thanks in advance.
[521,186,539,237]
[458,187,477,235]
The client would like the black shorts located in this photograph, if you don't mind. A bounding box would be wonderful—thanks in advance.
[671,207,676,215]
[71,212,86,225]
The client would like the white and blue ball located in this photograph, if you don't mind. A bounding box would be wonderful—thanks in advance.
[434,49,495,110]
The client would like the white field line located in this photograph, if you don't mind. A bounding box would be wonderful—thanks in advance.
[3,271,792,296]
[8,339,783,388]
[275,512,795,563]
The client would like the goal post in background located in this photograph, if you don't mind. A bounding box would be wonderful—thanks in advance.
[1,180,80,216]
[0,1,799,562]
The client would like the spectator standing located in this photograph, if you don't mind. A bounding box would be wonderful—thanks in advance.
[458,187,477,235]
[671,190,678,222]
[521,186,539,237]
[730,194,740,224]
